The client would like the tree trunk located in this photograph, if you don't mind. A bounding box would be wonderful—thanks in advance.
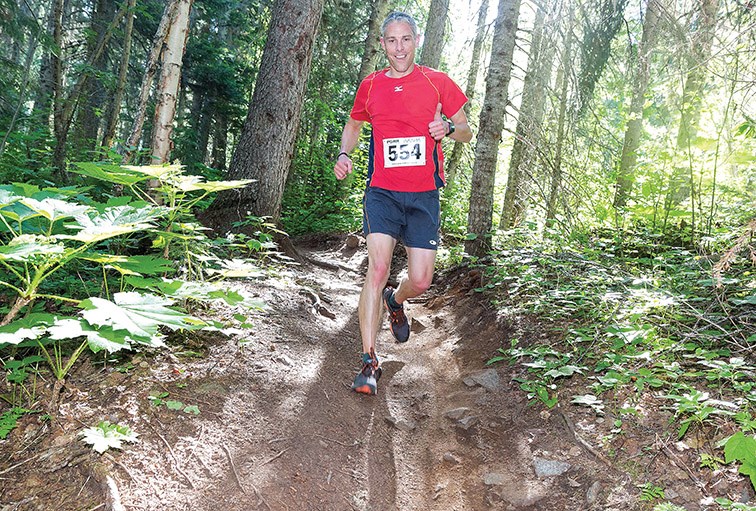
[676,0,719,149]
[419,0,449,69]
[203,0,326,231]
[357,0,390,82]
[574,0,630,117]
[675,0,719,236]
[50,0,66,179]
[150,0,193,165]
[464,0,521,258]
[51,0,128,178]
[0,25,40,157]
[500,4,552,229]
[211,112,228,171]
[73,0,115,154]
[31,0,59,137]
[123,0,180,162]
[545,6,574,225]
[198,101,213,166]
[445,0,489,186]
[614,0,664,211]
[101,0,136,151]
[188,89,212,166]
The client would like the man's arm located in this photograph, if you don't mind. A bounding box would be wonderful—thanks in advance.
[334,117,365,180]
[428,105,473,143]
[447,107,472,143]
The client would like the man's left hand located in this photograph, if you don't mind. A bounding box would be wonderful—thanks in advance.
[428,103,448,141]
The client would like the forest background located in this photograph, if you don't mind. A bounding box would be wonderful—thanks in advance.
[0,0,755,507]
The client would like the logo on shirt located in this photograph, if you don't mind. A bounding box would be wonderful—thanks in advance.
[394,85,403,92]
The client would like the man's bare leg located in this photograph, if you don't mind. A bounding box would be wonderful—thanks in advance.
[358,233,397,354]
[393,246,437,305]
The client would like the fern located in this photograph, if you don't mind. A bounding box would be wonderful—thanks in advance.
[0,407,33,439]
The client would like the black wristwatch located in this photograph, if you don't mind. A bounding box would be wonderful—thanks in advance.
[446,121,455,137]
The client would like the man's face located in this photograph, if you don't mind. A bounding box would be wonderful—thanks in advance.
[380,21,419,77]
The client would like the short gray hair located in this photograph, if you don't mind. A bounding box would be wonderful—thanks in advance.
[381,11,418,38]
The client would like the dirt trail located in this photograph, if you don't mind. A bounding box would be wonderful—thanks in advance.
[0,238,641,510]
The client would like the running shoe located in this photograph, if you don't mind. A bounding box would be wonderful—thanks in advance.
[352,350,382,395]
[383,287,409,343]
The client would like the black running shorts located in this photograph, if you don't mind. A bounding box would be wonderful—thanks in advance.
[362,186,440,250]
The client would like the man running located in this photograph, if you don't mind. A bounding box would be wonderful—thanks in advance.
[334,11,472,395]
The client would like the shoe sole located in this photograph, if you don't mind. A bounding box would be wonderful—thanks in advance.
[353,384,376,395]
[352,368,382,395]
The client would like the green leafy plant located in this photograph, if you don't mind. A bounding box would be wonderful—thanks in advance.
[2,355,44,406]
[715,498,756,510]
[724,431,756,490]
[80,421,138,454]
[638,482,666,501]
[148,392,200,415]
[0,164,259,389]
[0,407,36,439]
[488,340,584,409]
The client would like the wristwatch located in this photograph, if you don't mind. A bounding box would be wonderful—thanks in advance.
[446,121,455,137]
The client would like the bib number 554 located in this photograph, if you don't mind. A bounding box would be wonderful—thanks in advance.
[383,136,426,168]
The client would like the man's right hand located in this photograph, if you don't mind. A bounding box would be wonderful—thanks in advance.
[334,153,353,180]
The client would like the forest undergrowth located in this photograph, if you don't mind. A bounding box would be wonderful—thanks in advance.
[0,161,754,509]
[477,224,756,510]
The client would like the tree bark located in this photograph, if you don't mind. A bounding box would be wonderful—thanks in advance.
[445,0,489,186]
[211,112,228,171]
[674,0,719,237]
[150,0,193,166]
[500,3,552,229]
[546,5,574,225]
[73,0,115,153]
[203,0,326,231]
[0,23,40,157]
[101,0,136,151]
[51,0,128,178]
[419,0,449,69]
[614,0,664,211]
[465,0,521,258]
[676,0,719,149]
[123,0,180,162]
[357,0,390,82]
[31,0,59,137]
[50,0,66,179]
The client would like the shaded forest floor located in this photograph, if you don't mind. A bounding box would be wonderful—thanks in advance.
[0,234,753,511]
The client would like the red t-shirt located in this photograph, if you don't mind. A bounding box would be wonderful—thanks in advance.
[350,65,468,192]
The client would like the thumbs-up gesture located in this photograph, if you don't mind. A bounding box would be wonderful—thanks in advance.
[428,103,448,141]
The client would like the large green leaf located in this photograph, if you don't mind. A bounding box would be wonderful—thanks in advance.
[0,190,20,208]
[0,201,40,224]
[46,318,135,353]
[70,162,146,186]
[81,292,202,341]
[112,255,176,276]
[166,174,255,192]
[60,205,163,243]
[206,259,264,278]
[724,432,756,488]
[80,421,139,454]
[0,314,57,345]
[20,198,90,223]
[121,163,181,180]
[0,234,67,262]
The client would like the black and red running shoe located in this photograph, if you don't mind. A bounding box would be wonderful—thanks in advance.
[352,350,382,395]
[383,287,410,343]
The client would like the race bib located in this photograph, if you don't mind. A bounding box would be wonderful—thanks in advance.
[382,136,426,168]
